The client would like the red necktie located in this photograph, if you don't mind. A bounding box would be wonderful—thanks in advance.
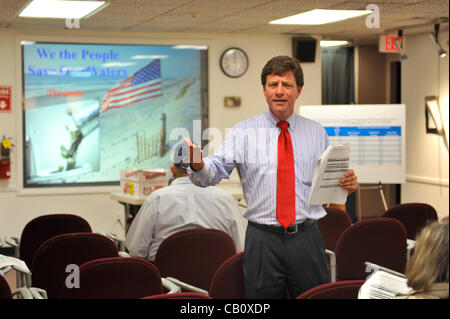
[276,120,296,228]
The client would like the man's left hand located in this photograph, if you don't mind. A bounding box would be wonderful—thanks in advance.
[339,169,358,195]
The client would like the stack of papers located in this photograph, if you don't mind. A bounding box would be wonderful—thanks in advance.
[358,270,413,299]
[308,143,350,205]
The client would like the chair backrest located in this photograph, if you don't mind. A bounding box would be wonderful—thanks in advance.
[142,292,212,299]
[19,214,92,268]
[209,252,245,299]
[0,275,12,299]
[31,232,119,298]
[154,228,236,291]
[382,203,438,239]
[335,218,407,281]
[59,257,163,299]
[296,280,365,299]
[318,208,352,251]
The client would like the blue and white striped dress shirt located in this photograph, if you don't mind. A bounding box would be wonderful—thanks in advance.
[188,110,329,226]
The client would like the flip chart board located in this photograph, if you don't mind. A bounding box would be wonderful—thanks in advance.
[299,104,405,184]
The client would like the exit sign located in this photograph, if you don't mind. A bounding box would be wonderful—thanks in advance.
[379,35,405,53]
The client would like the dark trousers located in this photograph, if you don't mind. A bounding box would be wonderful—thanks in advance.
[243,221,331,299]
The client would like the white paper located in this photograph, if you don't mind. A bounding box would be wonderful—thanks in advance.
[308,143,350,205]
[0,254,31,274]
[358,270,413,299]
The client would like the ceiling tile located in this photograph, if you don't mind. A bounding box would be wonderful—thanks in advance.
[0,0,447,39]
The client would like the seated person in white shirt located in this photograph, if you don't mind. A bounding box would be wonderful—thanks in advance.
[125,142,246,262]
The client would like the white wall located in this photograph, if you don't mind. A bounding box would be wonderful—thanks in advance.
[0,28,322,239]
[401,31,449,218]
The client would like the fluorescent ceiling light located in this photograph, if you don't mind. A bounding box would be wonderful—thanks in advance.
[320,40,350,47]
[19,0,106,19]
[270,9,372,25]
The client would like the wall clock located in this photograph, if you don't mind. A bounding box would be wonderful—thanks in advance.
[220,47,249,78]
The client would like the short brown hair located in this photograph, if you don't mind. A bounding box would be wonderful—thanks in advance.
[261,55,304,87]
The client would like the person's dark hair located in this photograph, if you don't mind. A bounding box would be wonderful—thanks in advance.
[261,55,304,87]
[171,142,189,171]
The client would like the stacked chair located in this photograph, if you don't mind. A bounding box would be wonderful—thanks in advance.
[30,232,120,298]
[2,213,179,299]
[5,214,93,267]
[8,231,179,299]
[3,214,93,288]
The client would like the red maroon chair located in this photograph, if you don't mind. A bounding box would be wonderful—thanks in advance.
[154,228,236,295]
[59,257,163,299]
[0,275,13,299]
[319,208,352,252]
[7,214,92,270]
[382,203,438,240]
[296,280,365,299]
[335,218,407,281]
[31,233,119,298]
[0,274,47,299]
[143,292,212,299]
[4,214,93,288]
[317,208,353,282]
[209,252,245,299]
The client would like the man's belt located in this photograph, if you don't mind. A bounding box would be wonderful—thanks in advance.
[248,219,316,235]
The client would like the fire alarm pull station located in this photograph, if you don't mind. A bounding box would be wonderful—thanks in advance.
[0,136,13,179]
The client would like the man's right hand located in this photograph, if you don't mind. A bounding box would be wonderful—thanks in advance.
[183,137,205,171]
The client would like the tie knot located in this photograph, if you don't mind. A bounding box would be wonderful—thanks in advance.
[277,120,289,130]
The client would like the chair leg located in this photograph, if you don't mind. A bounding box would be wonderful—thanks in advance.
[326,249,336,283]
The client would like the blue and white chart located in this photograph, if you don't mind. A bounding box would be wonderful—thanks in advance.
[299,104,405,184]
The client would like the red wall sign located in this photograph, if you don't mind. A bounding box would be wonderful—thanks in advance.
[385,36,402,51]
[378,35,404,53]
[0,86,12,112]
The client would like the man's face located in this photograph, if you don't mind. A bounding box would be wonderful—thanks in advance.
[263,71,302,121]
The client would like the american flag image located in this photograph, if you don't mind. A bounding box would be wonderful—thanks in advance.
[100,59,162,113]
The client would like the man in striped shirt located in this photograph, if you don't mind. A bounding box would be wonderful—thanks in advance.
[185,55,358,298]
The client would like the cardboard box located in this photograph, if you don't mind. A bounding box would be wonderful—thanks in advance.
[120,168,169,199]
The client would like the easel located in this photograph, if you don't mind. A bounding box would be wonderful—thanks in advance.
[356,181,388,221]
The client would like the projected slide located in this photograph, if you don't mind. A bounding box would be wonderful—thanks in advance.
[22,42,207,187]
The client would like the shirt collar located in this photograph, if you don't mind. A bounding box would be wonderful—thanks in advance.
[170,176,191,186]
[265,110,296,132]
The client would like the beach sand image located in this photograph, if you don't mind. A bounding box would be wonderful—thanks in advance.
[22,43,206,187]
[24,76,203,185]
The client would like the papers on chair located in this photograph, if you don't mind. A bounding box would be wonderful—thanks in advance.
[358,270,413,299]
[0,254,31,274]
[308,143,350,205]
